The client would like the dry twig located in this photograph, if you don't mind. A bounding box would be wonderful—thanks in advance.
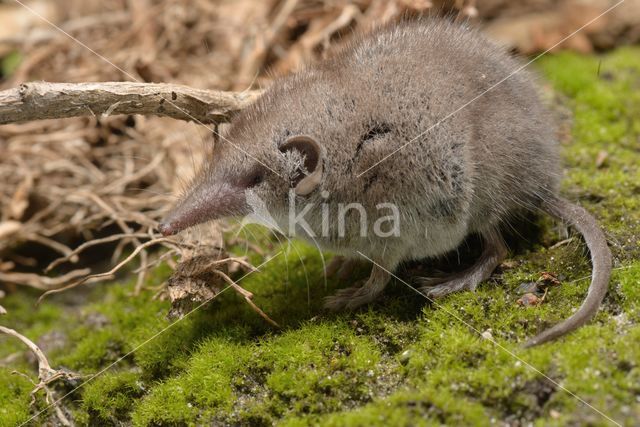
[0,326,80,426]
[0,81,262,125]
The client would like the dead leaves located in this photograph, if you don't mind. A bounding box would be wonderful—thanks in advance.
[482,0,640,55]
[166,244,278,327]
[516,272,561,307]
[517,292,543,307]
[165,245,228,320]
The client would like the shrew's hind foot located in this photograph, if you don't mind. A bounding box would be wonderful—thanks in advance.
[415,232,508,299]
[324,261,392,311]
[324,256,360,281]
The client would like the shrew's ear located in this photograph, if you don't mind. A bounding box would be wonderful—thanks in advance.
[279,135,324,196]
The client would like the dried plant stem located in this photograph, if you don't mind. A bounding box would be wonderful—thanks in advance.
[212,269,279,327]
[0,326,55,384]
[45,232,152,272]
[38,237,173,301]
[235,0,299,89]
[0,82,262,125]
[0,268,91,291]
[205,256,258,273]
[0,326,79,426]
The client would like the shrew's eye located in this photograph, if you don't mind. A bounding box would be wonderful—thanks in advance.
[245,168,265,188]
[251,173,263,186]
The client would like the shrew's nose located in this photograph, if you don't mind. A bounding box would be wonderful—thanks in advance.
[157,222,177,236]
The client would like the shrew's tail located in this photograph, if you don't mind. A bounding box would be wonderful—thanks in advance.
[524,197,612,347]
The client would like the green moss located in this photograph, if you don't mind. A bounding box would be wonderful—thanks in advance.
[257,324,381,414]
[1,51,21,78]
[309,389,490,427]
[0,368,33,427]
[2,47,640,426]
[538,48,640,248]
[131,335,252,425]
[130,379,197,426]
[81,371,144,424]
[0,294,63,363]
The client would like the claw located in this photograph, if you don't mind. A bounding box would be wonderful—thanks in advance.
[419,277,473,299]
[323,286,361,311]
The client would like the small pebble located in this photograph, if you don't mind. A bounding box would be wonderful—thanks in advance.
[400,349,412,365]
[516,281,539,294]
[517,293,542,306]
[595,150,609,168]
[539,272,560,286]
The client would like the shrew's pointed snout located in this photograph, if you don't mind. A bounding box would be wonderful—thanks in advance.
[157,178,250,236]
[157,221,178,236]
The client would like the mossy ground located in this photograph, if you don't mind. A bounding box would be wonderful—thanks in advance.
[2,48,640,426]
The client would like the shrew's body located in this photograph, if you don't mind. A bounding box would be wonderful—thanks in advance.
[160,19,611,347]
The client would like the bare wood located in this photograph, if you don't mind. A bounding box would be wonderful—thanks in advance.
[0,81,262,125]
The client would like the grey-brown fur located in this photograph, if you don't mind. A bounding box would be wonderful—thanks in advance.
[159,18,611,347]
